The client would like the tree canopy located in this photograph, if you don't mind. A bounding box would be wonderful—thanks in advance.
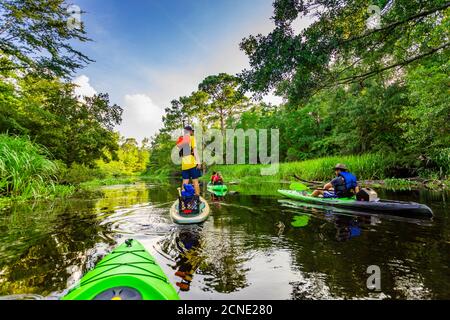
[148,1,449,177]
[0,0,92,78]
[0,0,123,169]
[240,0,450,104]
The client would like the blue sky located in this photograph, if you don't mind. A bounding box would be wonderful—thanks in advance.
[71,0,310,142]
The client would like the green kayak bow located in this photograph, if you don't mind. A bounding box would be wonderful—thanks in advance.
[207,183,228,197]
[63,239,179,300]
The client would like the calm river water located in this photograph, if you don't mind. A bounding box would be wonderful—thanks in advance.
[0,182,448,300]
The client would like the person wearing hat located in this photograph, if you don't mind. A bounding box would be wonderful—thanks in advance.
[178,126,201,196]
[311,164,359,198]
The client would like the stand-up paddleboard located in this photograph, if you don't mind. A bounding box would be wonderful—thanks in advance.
[170,196,210,224]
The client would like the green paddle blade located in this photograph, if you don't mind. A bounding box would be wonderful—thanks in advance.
[289,182,310,191]
[291,215,310,228]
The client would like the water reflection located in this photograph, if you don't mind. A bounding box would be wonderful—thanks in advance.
[156,226,203,293]
[173,228,202,292]
[0,199,114,297]
[158,224,251,295]
[0,183,449,300]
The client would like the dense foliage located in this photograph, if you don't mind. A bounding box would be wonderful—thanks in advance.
[96,138,150,177]
[0,0,91,78]
[0,134,72,198]
[240,0,449,103]
[148,1,449,178]
[0,75,123,166]
[0,0,139,199]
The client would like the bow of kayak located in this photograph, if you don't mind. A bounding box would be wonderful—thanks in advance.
[207,183,228,197]
[278,190,433,217]
[62,239,179,300]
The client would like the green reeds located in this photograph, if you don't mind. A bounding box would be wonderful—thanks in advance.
[0,134,63,199]
[209,153,400,183]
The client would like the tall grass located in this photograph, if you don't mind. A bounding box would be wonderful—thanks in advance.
[0,134,61,199]
[209,153,403,183]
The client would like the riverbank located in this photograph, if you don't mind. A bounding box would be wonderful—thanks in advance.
[2,145,448,210]
[203,154,450,192]
[0,134,155,207]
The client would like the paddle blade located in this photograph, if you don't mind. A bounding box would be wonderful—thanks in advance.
[291,215,310,228]
[289,182,309,191]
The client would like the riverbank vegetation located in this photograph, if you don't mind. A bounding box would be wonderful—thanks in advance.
[1,1,449,205]
[0,1,154,204]
[0,135,74,200]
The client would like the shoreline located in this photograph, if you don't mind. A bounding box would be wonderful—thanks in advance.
[1,171,448,209]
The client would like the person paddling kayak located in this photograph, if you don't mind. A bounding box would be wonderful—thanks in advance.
[210,172,224,185]
[311,164,359,198]
[177,126,201,196]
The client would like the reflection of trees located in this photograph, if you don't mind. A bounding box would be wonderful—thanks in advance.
[146,180,179,205]
[199,233,250,293]
[0,196,115,297]
[200,196,295,293]
[96,183,150,210]
[156,195,290,295]
[158,223,251,294]
[284,192,450,299]
[1,184,448,300]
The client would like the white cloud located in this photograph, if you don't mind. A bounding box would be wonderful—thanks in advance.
[138,13,304,110]
[262,93,285,106]
[118,94,164,143]
[73,75,97,98]
[292,15,315,34]
[79,5,314,141]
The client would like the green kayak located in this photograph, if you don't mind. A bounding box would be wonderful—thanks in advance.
[207,183,228,197]
[63,239,179,300]
[278,190,433,217]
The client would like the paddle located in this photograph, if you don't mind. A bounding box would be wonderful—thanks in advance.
[291,215,310,228]
[289,182,326,192]
[289,182,310,192]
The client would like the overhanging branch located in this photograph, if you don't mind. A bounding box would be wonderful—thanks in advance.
[335,42,450,85]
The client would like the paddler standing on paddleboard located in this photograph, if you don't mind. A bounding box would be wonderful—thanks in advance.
[177,125,202,196]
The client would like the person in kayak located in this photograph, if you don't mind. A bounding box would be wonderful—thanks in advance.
[178,125,201,196]
[211,172,218,184]
[210,172,224,185]
[217,172,224,185]
[311,164,359,198]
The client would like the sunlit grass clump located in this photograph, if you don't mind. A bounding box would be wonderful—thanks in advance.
[209,153,401,183]
[0,134,71,199]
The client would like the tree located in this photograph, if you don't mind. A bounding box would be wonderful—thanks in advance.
[240,0,450,104]
[198,73,249,135]
[0,0,92,78]
[147,131,175,175]
[0,75,123,166]
[401,54,450,174]
[180,91,210,132]
[162,99,186,133]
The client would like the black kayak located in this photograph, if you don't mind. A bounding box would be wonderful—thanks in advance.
[278,190,434,217]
